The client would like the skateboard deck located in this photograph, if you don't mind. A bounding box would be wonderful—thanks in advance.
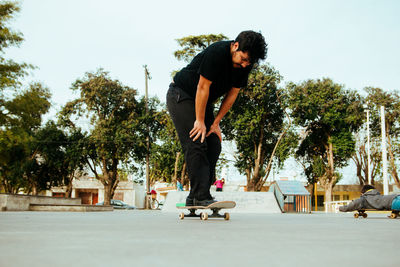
[176,201,236,220]
[354,209,399,219]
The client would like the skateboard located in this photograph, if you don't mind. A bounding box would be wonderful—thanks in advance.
[176,201,236,220]
[354,209,399,219]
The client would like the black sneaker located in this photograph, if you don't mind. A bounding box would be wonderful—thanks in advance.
[185,197,194,206]
[193,198,217,207]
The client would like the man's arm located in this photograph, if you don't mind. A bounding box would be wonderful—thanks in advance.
[190,75,212,143]
[339,197,364,212]
[206,87,241,142]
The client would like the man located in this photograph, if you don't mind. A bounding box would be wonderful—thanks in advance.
[167,31,267,206]
[339,185,400,212]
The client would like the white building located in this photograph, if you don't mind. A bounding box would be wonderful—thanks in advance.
[47,176,144,207]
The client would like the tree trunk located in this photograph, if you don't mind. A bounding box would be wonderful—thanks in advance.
[5,180,14,194]
[321,137,337,212]
[328,142,335,177]
[257,120,291,189]
[32,184,38,196]
[386,132,400,187]
[356,161,364,185]
[65,174,74,198]
[252,136,263,191]
[324,182,333,212]
[65,182,73,198]
[245,169,254,191]
[3,180,12,194]
[370,158,378,186]
[99,156,120,205]
[180,161,189,190]
[353,140,382,186]
[352,151,365,185]
[101,171,119,205]
[173,152,181,186]
[103,182,112,205]
[246,182,255,192]
[310,183,317,210]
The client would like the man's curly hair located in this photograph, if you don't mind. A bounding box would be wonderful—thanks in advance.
[235,30,268,64]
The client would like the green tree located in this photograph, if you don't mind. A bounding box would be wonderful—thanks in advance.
[365,87,400,187]
[174,34,229,63]
[0,127,30,193]
[221,64,297,191]
[0,83,51,193]
[61,129,87,197]
[0,1,42,194]
[23,121,66,195]
[3,82,51,130]
[24,121,87,196]
[295,133,343,198]
[287,78,364,204]
[0,1,33,123]
[61,69,160,204]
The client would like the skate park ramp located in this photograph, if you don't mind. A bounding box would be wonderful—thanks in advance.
[162,191,282,213]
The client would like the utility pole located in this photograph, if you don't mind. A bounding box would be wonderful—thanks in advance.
[381,106,389,195]
[364,105,371,184]
[144,65,151,208]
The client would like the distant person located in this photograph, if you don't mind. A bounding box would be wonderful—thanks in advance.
[214,178,225,192]
[177,179,184,191]
[339,185,400,212]
[150,189,157,199]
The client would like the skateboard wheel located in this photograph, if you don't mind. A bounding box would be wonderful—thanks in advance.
[179,212,185,220]
[362,213,368,218]
[200,212,208,220]
[224,213,230,220]
[390,213,397,219]
[354,213,359,218]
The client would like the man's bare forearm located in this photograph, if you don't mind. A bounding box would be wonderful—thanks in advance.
[195,84,209,122]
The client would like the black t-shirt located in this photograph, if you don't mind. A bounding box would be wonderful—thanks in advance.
[173,41,251,103]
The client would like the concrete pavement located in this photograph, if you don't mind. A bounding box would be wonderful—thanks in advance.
[0,210,399,267]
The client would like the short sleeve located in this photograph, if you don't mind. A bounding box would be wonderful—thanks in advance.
[198,47,225,82]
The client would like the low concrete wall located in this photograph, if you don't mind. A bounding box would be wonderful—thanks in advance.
[0,194,81,211]
[162,191,282,213]
[29,204,113,212]
[29,195,81,205]
[0,194,30,211]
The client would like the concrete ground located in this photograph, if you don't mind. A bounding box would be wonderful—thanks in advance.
[0,210,399,267]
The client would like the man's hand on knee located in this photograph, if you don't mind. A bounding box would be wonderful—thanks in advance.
[206,123,222,142]
[190,120,207,143]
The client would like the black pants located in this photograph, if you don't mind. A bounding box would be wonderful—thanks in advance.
[166,83,221,201]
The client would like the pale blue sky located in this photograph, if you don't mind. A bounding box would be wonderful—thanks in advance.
[7,0,400,183]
